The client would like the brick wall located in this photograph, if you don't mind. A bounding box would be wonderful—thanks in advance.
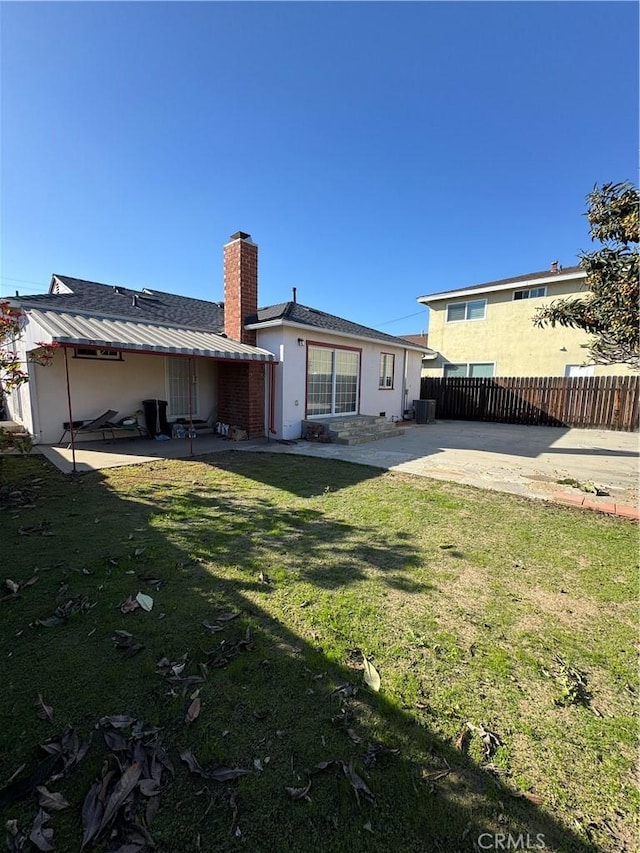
[217,362,265,437]
[223,233,257,346]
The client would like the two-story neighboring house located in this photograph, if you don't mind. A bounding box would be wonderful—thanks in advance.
[417,263,634,379]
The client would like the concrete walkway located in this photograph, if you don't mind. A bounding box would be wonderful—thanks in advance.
[35,421,639,516]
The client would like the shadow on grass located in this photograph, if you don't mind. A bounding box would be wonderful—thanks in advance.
[0,452,605,853]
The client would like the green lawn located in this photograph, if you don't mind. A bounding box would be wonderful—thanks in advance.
[0,452,637,852]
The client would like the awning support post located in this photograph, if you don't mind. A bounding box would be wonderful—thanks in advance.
[188,357,194,457]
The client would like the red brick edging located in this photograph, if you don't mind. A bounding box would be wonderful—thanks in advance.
[551,492,639,520]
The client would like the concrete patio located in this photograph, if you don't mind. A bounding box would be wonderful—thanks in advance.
[34,421,639,514]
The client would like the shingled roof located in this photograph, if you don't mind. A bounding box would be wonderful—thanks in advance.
[16,276,422,351]
[245,301,423,349]
[18,276,225,333]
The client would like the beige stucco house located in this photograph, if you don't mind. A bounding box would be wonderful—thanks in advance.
[418,263,634,379]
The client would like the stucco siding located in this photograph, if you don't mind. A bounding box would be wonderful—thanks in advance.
[257,326,422,440]
[30,350,219,444]
[424,280,634,378]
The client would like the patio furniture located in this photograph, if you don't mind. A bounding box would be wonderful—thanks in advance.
[59,410,146,445]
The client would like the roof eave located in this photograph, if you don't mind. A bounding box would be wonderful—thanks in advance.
[246,318,426,351]
[417,269,588,305]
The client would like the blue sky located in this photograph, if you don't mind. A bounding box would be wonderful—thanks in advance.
[1,2,637,335]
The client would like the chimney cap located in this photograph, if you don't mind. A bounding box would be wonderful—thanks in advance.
[229,231,252,241]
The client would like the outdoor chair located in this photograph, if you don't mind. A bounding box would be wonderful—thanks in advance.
[59,410,146,445]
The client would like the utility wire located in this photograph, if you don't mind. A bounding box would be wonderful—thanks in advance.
[375,309,426,327]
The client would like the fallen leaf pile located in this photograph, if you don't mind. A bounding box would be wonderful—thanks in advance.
[80,716,174,851]
[0,479,41,510]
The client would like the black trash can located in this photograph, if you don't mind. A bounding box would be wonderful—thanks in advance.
[142,399,170,437]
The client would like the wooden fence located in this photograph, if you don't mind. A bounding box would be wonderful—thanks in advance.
[420,375,639,431]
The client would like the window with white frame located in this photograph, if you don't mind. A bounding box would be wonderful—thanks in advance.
[379,352,395,389]
[443,362,495,378]
[513,287,547,300]
[564,364,594,378]
[446,299,487,322]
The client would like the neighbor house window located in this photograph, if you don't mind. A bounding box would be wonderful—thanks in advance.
[564,364,594,378]
[379,353,395,389]
[446,299,487,322]
[513,287,547,300]
[74,347,122,360]
[444,362,495,378]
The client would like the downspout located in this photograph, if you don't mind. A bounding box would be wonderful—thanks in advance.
[401,348,408,419]
[268,362,276,437]
[63,346,77,474]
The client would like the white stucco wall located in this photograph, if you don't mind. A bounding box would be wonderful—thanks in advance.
[26,348,219,444]
[257,325,423,440]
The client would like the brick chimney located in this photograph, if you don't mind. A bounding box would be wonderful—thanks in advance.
[224,231,257,346]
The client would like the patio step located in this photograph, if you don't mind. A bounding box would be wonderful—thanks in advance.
[335,428,404,446]
[302,416,404,446]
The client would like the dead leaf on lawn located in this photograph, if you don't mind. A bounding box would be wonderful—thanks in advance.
[179,749,206,777]
[179,749,248,782]
[185,698,201,724]
[135,592,153,612]
[100,715,136,729]
[363,742,399,768]
[363,657,381,692]
[29,809,54,852]
[120,596,140,614]
[35,694,54,724]
[341,761,374,806]
[133,548,145,557]
[5,819,27,853]
[476,724,503,760]
[207,766,250,783]
[331,683,357,700]
[139,778,162,798]
[5,579,20,594]
[35,786,70,811]
[216,612,240,622]
[455,727,472,753]
[510,789,544,805]
[97,762,142,835]
[80,780,103,851]
[202,621,223,633]
[103,730,128,751]
[285,779,312,801]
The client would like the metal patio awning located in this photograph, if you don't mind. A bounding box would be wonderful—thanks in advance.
[26,308,278,361]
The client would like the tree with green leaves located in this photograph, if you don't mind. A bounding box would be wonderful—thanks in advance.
[534,181,639,370]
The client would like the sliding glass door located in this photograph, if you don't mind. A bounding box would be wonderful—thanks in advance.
[306,345,359,417]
